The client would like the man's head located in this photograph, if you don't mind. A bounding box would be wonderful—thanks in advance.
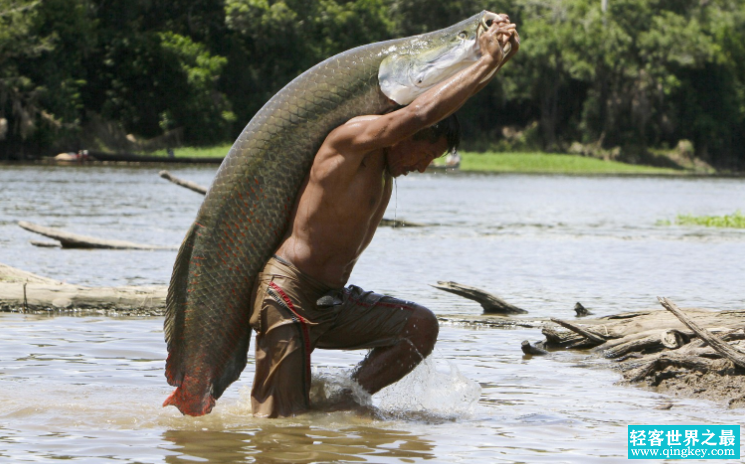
[386,114,461,177]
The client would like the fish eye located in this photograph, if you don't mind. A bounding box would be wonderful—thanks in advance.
[458,31,467,39]
[486,19,494,27]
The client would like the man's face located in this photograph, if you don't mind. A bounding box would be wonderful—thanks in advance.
[386,136,449,177]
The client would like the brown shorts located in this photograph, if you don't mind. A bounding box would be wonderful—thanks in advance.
[249,255,417,417]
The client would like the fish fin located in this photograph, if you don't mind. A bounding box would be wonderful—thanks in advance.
[163,376,216,416]
[164,222,198,387]
[211,326,251,400]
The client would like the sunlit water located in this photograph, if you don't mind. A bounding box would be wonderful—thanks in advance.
[1,164,744,463]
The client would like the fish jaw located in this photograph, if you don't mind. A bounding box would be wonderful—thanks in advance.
[378,11,501,105]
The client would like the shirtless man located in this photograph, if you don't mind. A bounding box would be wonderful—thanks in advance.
[249,18,519,418]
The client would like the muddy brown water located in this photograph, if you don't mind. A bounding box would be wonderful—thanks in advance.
[1,165,744,463]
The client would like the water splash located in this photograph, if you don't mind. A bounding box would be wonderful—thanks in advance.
[308,368,373,411]
[305,358,481,421]
[373,358,481,421]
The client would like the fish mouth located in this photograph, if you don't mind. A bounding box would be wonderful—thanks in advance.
[378,11,513,105]
[478,11,512,56]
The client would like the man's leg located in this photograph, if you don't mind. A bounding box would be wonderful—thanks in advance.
[251,321,311,418]
[351,305,439,394]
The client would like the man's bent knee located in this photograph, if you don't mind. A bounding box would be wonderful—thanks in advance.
[402,306,439,358]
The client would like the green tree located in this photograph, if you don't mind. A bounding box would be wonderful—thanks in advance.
[223,0,393,130]
[86,0,233,146]
[0,0,54,158]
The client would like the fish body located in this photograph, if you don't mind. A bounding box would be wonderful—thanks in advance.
[164,11,499,416]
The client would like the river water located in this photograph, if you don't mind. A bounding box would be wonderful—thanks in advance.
[1,164,744,463]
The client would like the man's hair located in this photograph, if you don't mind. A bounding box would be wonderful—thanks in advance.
[413,113,461,156]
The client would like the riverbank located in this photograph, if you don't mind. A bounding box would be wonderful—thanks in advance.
[453,152,685,175]
[155,146,689,175]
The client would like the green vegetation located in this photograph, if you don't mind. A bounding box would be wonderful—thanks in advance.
[155,146,682,175]
[455,152,682,175]
[151,145,231,159]
[1,0,745,171]
[663,211,745,229]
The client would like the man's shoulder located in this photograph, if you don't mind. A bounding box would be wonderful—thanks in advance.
[327,114,382,141]
[318,114,383,159]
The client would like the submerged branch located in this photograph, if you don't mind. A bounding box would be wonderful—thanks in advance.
[159,170,208,195]
[18,221,175,250]
[431,281,527,315]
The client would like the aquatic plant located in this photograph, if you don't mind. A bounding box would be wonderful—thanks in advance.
[674,211,745,229]
[659,211,745,228]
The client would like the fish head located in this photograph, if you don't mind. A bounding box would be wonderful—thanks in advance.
[379,11,508,105]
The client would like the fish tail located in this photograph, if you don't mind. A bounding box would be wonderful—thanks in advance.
[163,376,216,416]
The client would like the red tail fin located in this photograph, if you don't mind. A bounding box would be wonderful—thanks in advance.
[163,378,216,416]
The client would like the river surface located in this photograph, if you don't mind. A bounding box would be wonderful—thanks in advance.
[1,164,744,463]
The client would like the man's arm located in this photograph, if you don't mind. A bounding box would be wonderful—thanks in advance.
[328,20,518,156]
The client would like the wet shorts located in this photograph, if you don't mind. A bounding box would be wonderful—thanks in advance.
[249,255,417,417]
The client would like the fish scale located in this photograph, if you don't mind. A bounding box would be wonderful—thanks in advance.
[163,11,491,416]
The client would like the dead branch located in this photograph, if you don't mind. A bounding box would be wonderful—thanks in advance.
[159,170,208,195]
[659,297,745,369]
[550,318,607,344]
[18,221,175,250]
[431,281,528,315]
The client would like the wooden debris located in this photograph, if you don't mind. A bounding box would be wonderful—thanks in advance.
[574,302,592,317]
[159,170,208,195]
[551,317,607,344]
[521,340,548,356]
[30,240,61,248]
[660,329,689,349]
[431,281,528,315]
[534,298,745,407]
[0,262,166,314]
[18,221,175,250]
[659,297,745,369]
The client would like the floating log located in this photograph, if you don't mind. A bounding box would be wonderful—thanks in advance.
[431,281,527,315]
[530,299,745,407]
[159,170,208,195]
[18,221,175,250]
[0,262,166,314]
[157,171,424,228]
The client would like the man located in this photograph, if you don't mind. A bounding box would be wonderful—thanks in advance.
[249,17,519,417]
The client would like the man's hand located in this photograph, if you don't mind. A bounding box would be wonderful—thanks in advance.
[500,22,520,66]
[479,16,519,67]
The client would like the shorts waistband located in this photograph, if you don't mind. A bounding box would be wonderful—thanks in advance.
[262,255,336,295]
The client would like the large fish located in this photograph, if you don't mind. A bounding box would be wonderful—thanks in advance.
[164,10,505,416]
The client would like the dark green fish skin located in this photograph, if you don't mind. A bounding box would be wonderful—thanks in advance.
[163,12,490,416]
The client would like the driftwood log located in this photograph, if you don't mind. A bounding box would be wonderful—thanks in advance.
[0,263,166,314]
[431,281,527,315]
[529,299,745,407]
[19,221,175,250]
[158,170,425,228]
[159,170,208,195]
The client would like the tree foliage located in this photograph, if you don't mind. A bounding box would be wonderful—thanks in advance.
[0,0,743,169]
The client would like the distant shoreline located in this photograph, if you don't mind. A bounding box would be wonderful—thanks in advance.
[436,152,710,176]
[4,147,740,176]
